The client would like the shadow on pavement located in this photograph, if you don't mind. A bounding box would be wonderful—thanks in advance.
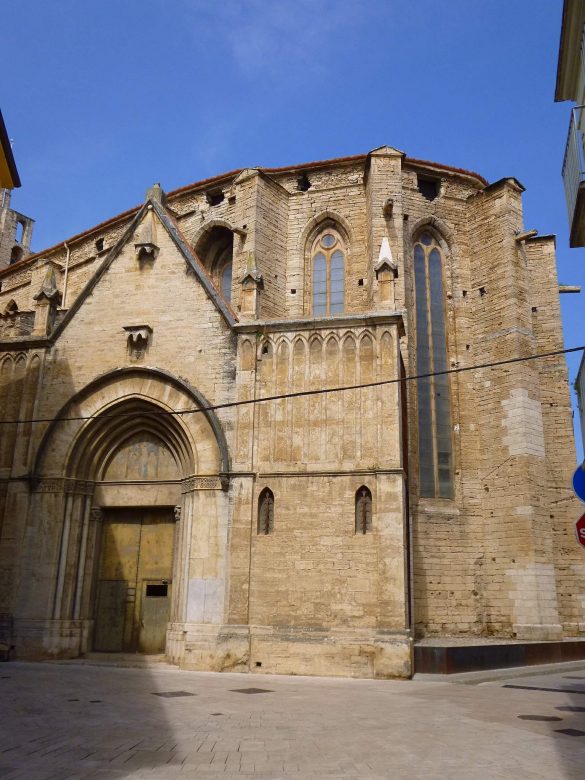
[0,659,185,779]
[503,667,585,779]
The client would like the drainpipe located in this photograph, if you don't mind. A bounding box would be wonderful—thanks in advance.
[62,241,70,308]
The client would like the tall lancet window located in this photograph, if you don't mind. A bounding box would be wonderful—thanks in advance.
[312,230,345,315]
[414,232,454,499]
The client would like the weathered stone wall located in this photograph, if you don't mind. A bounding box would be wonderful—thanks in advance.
[402,164,484,637]
[465,182,563,639]
[223,317,409,677]
[524,236,585,634]
[280,163,368,319]
[0,149,581,677]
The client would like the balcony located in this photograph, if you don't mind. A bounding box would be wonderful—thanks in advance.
[562,106,585,247]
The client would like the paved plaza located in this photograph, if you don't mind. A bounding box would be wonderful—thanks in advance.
[1,660,585,779]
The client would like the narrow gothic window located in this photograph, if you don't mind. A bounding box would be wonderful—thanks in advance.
[414,232,454,498]
[220,260,232,302]
[312,230,345,315]
[214,245,233,303]
[258,487,274,535]
[355,486,372,534]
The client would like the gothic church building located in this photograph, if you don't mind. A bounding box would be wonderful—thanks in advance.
[0,147,582,678]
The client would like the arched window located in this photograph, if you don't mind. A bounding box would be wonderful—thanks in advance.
[355,486,372,534]
[312,230,345,316]
[194,226,234,303]
[257,487,274,535]
[413,231,454,499]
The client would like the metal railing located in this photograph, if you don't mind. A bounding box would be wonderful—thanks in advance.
[562,106,585,229]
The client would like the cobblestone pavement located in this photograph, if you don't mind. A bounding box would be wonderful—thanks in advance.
[1,661,585,779]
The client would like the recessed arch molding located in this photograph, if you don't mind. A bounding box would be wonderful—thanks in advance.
[31,366,231,487]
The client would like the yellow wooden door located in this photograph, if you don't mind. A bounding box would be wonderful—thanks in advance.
[136,515,174,653]
[93,508,174,653]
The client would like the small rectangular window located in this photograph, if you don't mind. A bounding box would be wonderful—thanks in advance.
[206,190,224,206]
[146,583,168,598]
[417,176,439,201]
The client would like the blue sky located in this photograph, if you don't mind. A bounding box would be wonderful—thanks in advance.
[3,0,584,457]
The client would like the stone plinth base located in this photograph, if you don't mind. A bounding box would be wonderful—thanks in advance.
[512,623,563,641]
[13,619,92,660]
[177,624,412,679]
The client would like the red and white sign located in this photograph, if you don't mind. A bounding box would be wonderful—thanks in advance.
[576,514,585,549]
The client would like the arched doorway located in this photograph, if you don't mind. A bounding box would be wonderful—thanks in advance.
[86,420,182,653]
[68,397,194,656]
[94,505,176,653]
[32,368,229,660]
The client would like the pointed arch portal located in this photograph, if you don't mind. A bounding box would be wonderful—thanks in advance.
[33,367,230,656]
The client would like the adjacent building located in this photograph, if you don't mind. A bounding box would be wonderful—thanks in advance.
[0,110,34,272]
[555,0,585,461]
[556,0,585,247]
[578,359,585,454]
[0,147,582,678]
[0,109,21,191]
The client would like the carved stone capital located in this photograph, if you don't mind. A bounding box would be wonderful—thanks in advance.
[174,505,182,522]
[90,507,104,523]
[181,476,223,492]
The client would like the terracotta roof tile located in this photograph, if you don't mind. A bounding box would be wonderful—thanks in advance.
[0,152,488,279]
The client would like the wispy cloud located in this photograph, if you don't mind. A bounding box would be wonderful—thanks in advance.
[181,0,372,78]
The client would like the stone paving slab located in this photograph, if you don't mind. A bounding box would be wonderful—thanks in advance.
[0,661,585,778]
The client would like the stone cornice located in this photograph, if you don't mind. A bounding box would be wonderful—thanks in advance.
[0,335,50,350]
[234,310,405,334]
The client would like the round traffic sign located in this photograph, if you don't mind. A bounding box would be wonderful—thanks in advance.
[576,514,585,549]
[573,464,585,503]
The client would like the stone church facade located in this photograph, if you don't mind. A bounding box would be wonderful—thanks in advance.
[0,147,582,678]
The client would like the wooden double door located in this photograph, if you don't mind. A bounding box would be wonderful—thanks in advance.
[93,508,175,654]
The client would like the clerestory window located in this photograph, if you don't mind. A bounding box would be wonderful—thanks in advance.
[414,232,454,499]
[216,247,233,302]
[194,226,234,303]
[312,230,345,316]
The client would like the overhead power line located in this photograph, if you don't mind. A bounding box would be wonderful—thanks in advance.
[0,344,583,428]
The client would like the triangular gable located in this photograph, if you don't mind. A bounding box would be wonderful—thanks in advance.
[368,145,405,158]
[51,197,237,342]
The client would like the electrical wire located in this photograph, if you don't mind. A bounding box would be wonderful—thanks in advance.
[0,344,583,427]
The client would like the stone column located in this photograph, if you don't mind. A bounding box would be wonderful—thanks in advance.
[52,493,74,619]
[233,168,288,318]
[468,179,562,640]
[239,259,263,318]
[171,504,182,622]
[365,146,405,309]
[72,497,92,620]
[32,263,62,336]
[374,238,398,308]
